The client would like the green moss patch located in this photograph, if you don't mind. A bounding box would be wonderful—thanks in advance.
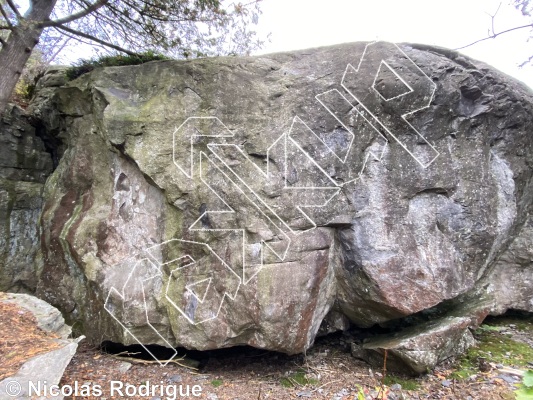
[66,51,171,80]
[211,379,223,387]
[280,370,319,388]
[383,375,420,390]
[451,324,533,380]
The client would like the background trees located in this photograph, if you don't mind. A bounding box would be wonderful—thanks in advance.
[0,0,263,117]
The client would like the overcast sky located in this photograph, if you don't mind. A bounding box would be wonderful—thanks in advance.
[254,0,533,89]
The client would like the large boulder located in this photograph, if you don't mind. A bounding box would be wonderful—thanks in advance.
[21,42,533,361]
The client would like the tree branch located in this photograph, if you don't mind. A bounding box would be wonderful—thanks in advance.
[39,0,109,27]
[5,0,21,19]
[455,23,533,50]
[487,2,502,38]
[52,26,107,50]
[46,36,70,63]
[0,4,14,27]
[519,53,533,68]
[55,24,136,55]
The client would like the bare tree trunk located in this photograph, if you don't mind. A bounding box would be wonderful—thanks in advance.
[0,0,57,118]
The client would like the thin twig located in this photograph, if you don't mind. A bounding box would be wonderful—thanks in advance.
[44,37,71,64]
[114,350,142,357]
[486,2,502,38]
[310,379,341,393]
[54,24,136,55]
[110,355,198,371]
[288,376,300,387]
[455,23,533,50]
[519,54,533,68]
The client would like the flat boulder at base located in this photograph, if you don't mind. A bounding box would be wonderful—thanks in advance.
[2,41,533,373]
[0,293,80,400]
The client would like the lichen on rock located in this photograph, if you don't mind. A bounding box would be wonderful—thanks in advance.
[2,41,533,373]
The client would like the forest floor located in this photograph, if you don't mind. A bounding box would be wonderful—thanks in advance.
[58,315,533,400]
[2,292,532,400]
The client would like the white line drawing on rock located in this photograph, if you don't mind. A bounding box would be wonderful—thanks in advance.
[341,41,440,168]
[104,41,441,363]
[104,258,178,366]
[159,238,241,325]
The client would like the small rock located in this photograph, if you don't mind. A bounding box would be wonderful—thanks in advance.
[117,361,132,374]
[333,388,350,399]
[207,394,218,400]
[498,374,519,384]
[168,374,182,383]
[390,383,402,391]
[296,391,312,397]
[441,380,452,388]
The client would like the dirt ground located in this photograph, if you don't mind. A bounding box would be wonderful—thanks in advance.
[58,322,530,400]
[1,293,531,400]
[0,294,61,381]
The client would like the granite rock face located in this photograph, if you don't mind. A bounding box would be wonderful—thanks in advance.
[0,105,53,292]
[8,42,533,366]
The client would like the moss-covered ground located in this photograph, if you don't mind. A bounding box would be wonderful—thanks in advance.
[451,315,533,380]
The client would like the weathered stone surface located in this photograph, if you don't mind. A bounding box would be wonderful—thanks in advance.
[0,105,53,292]
[351,316,476,375]
[13,41,533,365]
[0,342,78,400]
[0,293,79,400]
[2,292,72,338]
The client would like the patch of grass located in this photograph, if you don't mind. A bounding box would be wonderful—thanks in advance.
[451,326,533,380]
[280,371,319,388]
[66,51,172,80]
[383,375,420,390]
[476,324,503,333]
[490,317,533,333]
[211,379,223,387]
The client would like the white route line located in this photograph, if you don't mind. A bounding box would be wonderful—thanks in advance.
[372,60,414,101]
[161,238,241,325]
[104,258,178,366]
[105,41,441,360]
[185,277,212,303]
[197,151,292,284]
[341,41,440,168]
[173,117,235,179]
[207,141,338,233]
[315,88,388,184]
